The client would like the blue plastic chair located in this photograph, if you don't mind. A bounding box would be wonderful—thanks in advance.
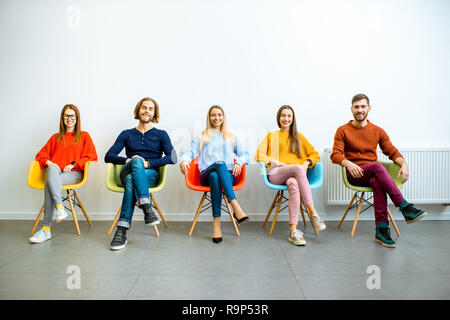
[258,161,323,235]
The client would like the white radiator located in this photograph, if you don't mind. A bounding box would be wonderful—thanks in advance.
[324,148,450,204]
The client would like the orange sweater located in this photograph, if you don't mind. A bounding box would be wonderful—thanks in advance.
[331,121,403,165]
[36,131,98,171]
[255,131,320,168]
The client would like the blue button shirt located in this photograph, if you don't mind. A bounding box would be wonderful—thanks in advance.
[180,132,249,172]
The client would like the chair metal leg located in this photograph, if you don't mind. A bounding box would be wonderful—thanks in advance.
[387,207,400,237]
[150,193,168,228]
[350,192,365,237]
[188,192,207,236]
[107,206,122,235]
[338,193,357,229]
[263,191,280,229]
[223,194,240,237]
[67,190,81,235]
[73,190,92,227]
[269,191,284,236]
[30,204,45,235]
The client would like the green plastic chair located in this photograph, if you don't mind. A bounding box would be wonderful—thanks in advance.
[338,161,402,237]
[106,163,169,236]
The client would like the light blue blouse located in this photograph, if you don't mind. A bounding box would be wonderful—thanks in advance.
[180,132,249,172]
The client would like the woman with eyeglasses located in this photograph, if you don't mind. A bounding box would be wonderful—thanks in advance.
[30,104,97,244]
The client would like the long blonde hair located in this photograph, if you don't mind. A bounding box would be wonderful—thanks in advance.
[199,105,235,150]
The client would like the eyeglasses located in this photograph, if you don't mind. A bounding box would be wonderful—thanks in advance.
[63,115,76,120]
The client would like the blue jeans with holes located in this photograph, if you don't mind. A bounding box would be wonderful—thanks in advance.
[117,158,159,229]
[199,162,235,218]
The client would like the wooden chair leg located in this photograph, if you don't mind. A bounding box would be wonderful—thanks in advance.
[350,192,364,237]
[67,190,81,235]
[30,204,45,235]
[223,194,240,237]
[107,206,122,235]
[150,193,168,228]
[304,204,318,236]
[153,224,160,237]
[73,190,92,227]
[269,191,284,236]
[300,202,307,227]
[387,207,400,237]
[263,191,280,228]
[338,193,357,229]
[188,192,207,236]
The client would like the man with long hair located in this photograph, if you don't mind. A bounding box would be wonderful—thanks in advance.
[331,94,427,248]
[105,97,177,250]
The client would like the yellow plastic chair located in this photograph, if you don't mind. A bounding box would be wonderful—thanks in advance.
[106,163,170,237]
[27,160,95,236]
[338,161,402,237]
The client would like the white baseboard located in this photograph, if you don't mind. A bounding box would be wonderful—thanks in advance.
[1,211,449,221]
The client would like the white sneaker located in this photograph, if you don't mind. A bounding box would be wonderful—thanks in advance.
[289,229,306,246]
[55,206,68,223]
[312,214,326,232]
[29,228,52,244]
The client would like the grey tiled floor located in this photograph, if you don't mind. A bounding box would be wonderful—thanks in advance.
[0,220,449,300]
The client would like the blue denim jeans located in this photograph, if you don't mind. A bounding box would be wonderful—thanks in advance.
[117,158,159,229]
[199,162,235,218]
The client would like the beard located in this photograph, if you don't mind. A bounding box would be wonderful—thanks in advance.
[353,112,368,122]
[139,114,152,123]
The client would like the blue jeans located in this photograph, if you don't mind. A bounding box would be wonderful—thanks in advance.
[199,162,236,218]
[118,158,159,229]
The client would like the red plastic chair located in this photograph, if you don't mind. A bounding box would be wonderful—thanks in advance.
[185,158,247,237]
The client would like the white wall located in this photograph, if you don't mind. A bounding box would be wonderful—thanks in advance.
[1,0,450,221]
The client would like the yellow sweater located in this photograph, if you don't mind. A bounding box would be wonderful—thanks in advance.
[255,131,320,168]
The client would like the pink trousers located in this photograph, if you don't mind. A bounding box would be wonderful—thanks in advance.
[268,165,314,225]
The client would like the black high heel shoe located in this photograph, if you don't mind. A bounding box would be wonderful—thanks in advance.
[233,213,249,224]
[212,237,222,243]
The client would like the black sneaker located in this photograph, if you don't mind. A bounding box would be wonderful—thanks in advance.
[375,222,396,248]
[400,203,427,224]
[142,203,160,226]
[110,226,127,251]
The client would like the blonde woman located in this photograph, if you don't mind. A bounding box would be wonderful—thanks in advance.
[180,105,249,243]
[255,105,325,246]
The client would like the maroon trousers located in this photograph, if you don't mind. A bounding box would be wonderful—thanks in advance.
[346,162,404,226]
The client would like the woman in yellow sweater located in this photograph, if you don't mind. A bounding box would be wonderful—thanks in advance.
[255,105,325,246]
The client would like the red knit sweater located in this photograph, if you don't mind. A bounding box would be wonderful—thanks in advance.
[36,131,98,171]
[331,121,403,165]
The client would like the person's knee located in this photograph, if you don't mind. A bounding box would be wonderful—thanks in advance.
[130,157,145,168]
[46,164,59,175]
[372,162,387,172]
[209,171,219,184]
[215,162,229,173]
[294,165,306,176]
[286,177,299,192]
